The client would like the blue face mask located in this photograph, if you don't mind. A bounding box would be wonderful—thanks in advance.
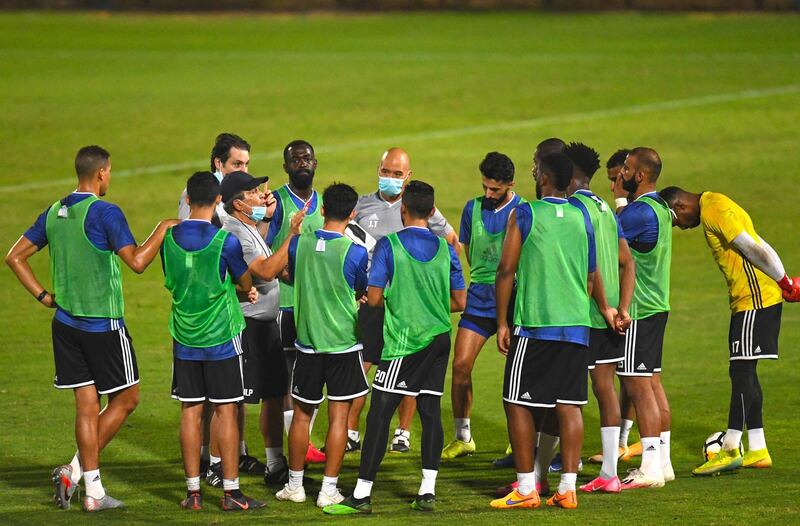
[247,205,267,222]
[378,176,404,197]
[213,170,224,183]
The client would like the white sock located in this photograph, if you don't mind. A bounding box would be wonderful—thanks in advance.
[640,437,661,477]
[748,428,767,451]
[723,429,743,451]
[240,441,247,456]
[186,476,200,492]
[558,472,577,494]
[288,469,304,490]
[348,429,360,442]
[322,475,338,496]
[600,426,620,479]
[83,469,105,500]
[660,431,672,468]
[266,447,285,473]
[418,469,438,495]
[200,445,209,459]
[454,418,471,442]
[69,452,82,485]
[310,408,319,434]
[223,477,239,491]
[534,433,559,484]
[283,410,294,436]
[394,427,410,440]
[516,471,535,496]
[353,478,373,499]
[209,454,221,467]
[620,419,634,447]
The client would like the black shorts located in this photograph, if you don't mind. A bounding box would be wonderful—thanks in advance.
[503,336,588,407]
[729,303,781,361]
[278,309,297,351]
[52,318,139,394]
[242,318,287,403]
[171,354,244,404]
[290,351,369,404]
[372,332,450,397]
[617,312,669,377]
[588,328,624,370]
[358,304,385,365]
[458,313,497,339]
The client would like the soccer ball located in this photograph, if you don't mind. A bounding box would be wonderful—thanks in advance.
[703,431,744,461]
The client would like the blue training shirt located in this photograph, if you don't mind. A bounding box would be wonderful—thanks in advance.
[459,193,521,318]
[287,229,369,291]
[161,219,249,361]
[266,187,320,246]
[368,226,465,291]
[514,196,596,346]
[618,191,660,252]
[24,192,136,332]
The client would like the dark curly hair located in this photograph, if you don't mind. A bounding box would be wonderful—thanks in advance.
[606,148,630,170]
[479,152,514,183]
[564,142,601,180]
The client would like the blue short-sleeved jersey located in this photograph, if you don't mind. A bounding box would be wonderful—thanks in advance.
[162,220,249,361]
[368,226,465,291]
[618,191,660,252]
[287,230,369,291]
[266,188,320,246]
[23,192,136,332]
[459,194,521,318]
[513,197,596,346]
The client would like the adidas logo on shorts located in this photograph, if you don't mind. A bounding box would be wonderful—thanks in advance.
[521,392,531,400]
[293,386,300,394]
[637,363,647,371]
[397,381,408,388]
[755,346,762,354]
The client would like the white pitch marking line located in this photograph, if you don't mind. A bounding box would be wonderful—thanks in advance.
[2,83,798,193]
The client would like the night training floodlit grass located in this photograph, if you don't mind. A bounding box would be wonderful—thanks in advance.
[0,10,799,525]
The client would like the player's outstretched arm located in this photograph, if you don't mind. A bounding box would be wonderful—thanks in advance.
[251,209,305,281]
[732,231,800,301]
[495,210,522,356]
[5,236,56,308]
[117,219,180,274]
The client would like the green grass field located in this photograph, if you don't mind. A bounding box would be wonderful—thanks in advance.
[1,10,799,525]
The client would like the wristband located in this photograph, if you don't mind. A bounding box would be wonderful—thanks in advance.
[36,290,48,302]
[614,198,629,208]
[778,275,792,292]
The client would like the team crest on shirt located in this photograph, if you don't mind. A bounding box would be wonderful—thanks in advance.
[480,244,499,265]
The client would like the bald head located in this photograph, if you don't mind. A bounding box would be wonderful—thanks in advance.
[379,147,411,179]
[630,147,662,182]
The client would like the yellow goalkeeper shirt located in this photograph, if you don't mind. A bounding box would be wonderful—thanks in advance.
[699,192,782,314]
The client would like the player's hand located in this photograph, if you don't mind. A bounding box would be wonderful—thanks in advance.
[162,219,181,228]
[264,189,277,220]
[290,210,306,236]
[497,323,511,356]
[614,308,632,335]
[247,287,259,304]
[601,306,618,331]
[41,292,57,309]
[782,276,800,302]
[612,173,628,200]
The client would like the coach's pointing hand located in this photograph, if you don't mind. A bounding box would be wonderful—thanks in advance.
[290,210,305,236]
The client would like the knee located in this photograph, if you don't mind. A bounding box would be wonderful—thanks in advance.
[118,387,140,414]
[451,359,473,383]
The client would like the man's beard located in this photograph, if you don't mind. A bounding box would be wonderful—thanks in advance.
[482,192,508,210]
[289,169,314,191]
[535,180,543,200]
[622,175,639,194]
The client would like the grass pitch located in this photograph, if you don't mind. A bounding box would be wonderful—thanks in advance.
[0,10,799,525]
